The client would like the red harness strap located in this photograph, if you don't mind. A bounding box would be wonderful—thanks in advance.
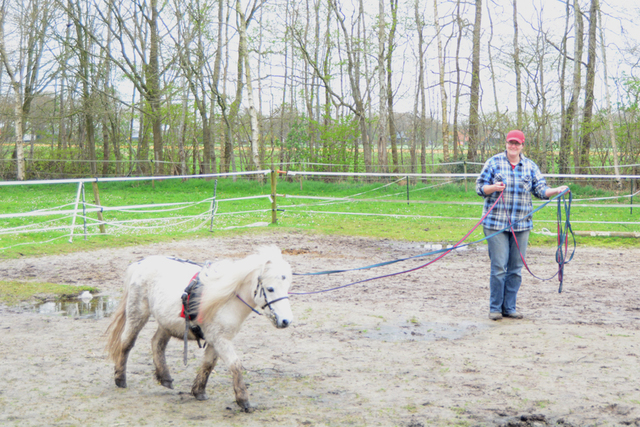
[180,272,200,319]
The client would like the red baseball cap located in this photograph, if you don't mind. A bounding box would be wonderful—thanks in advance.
[506,130,525,145]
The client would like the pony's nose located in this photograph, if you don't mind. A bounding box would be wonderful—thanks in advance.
[281,318,290,328]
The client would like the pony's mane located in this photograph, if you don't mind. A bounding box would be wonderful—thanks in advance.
[198,245,284,321]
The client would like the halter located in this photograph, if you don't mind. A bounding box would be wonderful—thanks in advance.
[235,276,289,316]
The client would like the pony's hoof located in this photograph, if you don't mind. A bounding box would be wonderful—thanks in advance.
[194,393,208,401]
[160,379,173,389]
[238,401,254,413]
[115,378,127,388]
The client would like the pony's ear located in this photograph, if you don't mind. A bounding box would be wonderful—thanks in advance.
[259,259,271,277]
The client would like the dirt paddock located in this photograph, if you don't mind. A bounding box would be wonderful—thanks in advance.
[0,232,639,426]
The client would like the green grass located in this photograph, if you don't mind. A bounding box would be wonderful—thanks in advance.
[0,176,639,261]
[0,280,98,306]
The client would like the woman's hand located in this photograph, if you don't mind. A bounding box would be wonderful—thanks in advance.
[483,182,505,195]
[547,185,570,197]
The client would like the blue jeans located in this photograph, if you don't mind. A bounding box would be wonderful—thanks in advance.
[484,226,530,314]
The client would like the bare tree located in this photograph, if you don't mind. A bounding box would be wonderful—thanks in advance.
[304,0,373,173]
[84,0,173,176]
[97,0,122,176]
[238,0,261,172]
[0,0,637,180]
[217,0,265,174]
[174,0,219,175]
[69,0,99,175]
[529,13,550,172]
[0,0,54,180]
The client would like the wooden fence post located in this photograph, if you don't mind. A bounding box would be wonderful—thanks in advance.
[464,161,468,192]
[92,181,106,234]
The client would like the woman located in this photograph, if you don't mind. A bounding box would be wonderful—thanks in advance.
[476,130,569,320]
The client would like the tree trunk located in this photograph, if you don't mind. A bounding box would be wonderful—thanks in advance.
[378,0,388,173]
[453,0,463,160]
[578,0,598,173]
[137,113,150,175]
[570,0,584,173]
[179,82,188,175]
[73,9,97,176]
[387,0,399,173]
[558,0,572,175]
[239,8,261,172]
[211,0,225,173]
[102,121,110,176]
[467,0,482,163]
[149,0,163,176]
[598,5,621,184]
[434,0,449,164]
[486,1,501,119]
[328,0,372,174]
[415,0,427,175]
[14,102,26,180]
[513,0,523,128]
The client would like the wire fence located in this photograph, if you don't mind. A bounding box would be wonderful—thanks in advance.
[0,170,272,251]
[2,156,639,181]
[1,170,639,253]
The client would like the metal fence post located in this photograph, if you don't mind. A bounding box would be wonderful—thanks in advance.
[464,161,468,192]
[271,170,278,224]
[209,179,218,232]
[632,166,636,215]
[69,182,83,243]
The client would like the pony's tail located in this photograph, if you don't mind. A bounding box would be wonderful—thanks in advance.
[104,287,128,362]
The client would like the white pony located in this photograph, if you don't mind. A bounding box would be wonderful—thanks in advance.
[105,245,293,412]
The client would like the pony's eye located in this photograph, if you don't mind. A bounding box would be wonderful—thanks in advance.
[281,275,286,280]
[267,287,275,292]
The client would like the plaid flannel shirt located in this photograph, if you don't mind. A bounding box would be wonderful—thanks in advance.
[475,151,550,232]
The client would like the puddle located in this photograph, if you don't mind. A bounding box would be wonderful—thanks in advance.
[364,320,489,342]
[25,295,118,320]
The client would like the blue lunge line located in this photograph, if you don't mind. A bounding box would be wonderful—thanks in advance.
[290,189,573,296]
[293,190,571,276]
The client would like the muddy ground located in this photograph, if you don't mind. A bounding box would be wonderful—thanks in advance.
[0,232,639,426]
